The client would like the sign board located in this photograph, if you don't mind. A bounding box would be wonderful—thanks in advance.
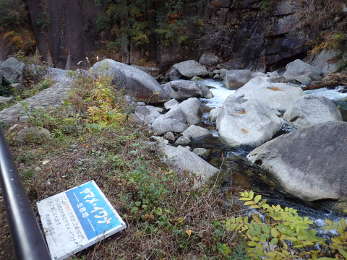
[37,180,126,260]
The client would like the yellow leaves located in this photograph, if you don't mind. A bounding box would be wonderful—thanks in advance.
[73,76,126,129]
[240,191,263,209]
[2,29,35,51]
[240,190,255,201]
[185,229,192,237]
[254,195,262,203]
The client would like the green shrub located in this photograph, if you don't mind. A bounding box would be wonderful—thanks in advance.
[225,191,347,259]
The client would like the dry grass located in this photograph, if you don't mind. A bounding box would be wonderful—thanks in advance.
[0,74,246,260]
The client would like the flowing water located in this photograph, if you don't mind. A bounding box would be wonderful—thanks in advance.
[196,78,347,225]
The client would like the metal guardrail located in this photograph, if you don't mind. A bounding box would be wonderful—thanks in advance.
[0,130,51,260]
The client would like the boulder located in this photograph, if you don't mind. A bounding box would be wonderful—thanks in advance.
[199,53,220,66]
[0,96,13,105]
[163,132,175,142]
[149,136,168,145]
[131,65,160,77]
[162,80,212,100]
[164,99,179,110]
[223,69,253,89]
[247,121,347,202]
[90,59,169,103]
[166,67,182,81]
[284,95,342,128]
[158,143,219,186]
[193,148,210,159]
[172,60,209,78]
[151,98,201,135]
[283,59,322,85]
[175,136,191,145]
[14,127,51,144]
[311,50,340,75]
[182,125,211,140]
[178,97,202,125]
[234,76,303,113]
[151,108,188,135]
[0,57,25,83]
[216,95,283,147]
[0,68,73,126]
[134,105,163,125]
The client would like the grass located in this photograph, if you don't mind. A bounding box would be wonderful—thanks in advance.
[0,73,246,259]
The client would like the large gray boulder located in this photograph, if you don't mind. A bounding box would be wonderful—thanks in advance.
[247,121,347,202]
[283,59,322,85]
[284,95,342,128]
[223,69,253,89]
[90,59,169,103]
[182,125,211,140]
[162,80,212,100]
[311,50,340,75]
[151,108,188,135]
[151,98,201,135]
[234,76,303,113]
[178,97,201,125]
[216,95,283,147]
[0,57,25,83]
[172,60,209,78]
[166,67,182,81]
[158,143,219,187]
[164,99,179,110]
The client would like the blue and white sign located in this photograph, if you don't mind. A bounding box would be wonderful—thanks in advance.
[37,181,126,260]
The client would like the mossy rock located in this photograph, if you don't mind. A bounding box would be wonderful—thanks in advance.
[14,127,51,144]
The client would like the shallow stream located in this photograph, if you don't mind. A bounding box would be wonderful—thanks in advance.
[197,78,347,225]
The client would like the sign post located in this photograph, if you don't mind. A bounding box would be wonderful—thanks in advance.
[37,181,126,260]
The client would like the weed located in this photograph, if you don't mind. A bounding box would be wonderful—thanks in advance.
[225,191,347,259]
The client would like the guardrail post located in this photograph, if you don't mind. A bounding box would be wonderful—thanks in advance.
[0,130,51,260]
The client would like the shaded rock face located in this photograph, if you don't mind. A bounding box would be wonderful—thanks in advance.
[25,0,99,68]
[247,121,347,202]
[23,0,346,71]
[90,59,169,103]
[216,95,283,147]
[201,0,346,71]
[284,95,343,128]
